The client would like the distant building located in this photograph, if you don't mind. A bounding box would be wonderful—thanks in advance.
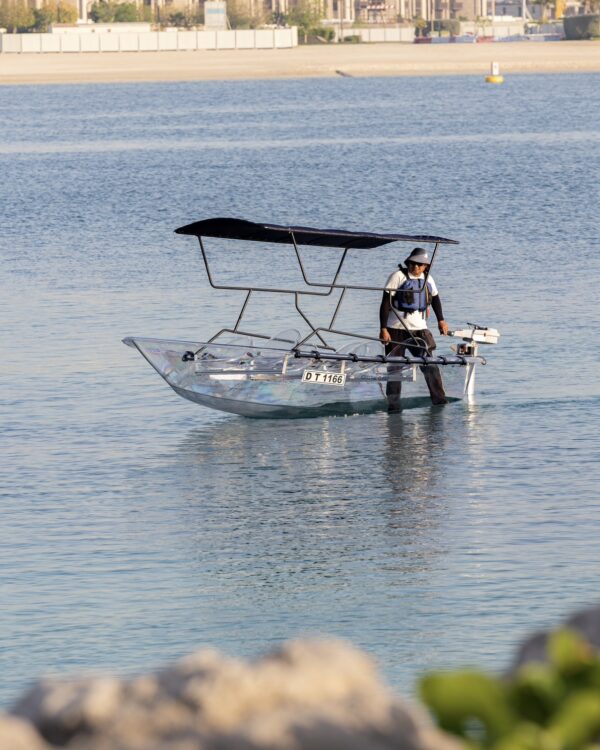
[204,0,227,26]
[16,0,579,30]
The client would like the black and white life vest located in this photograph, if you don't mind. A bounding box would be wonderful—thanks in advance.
[391,266,433,314]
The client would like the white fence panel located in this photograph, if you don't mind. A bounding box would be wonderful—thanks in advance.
[99,33,119,51]
[177,31,198,49]
[274,28,293,47]
[60,34,81,51]
[2,34,22,51]
[119,33,139,51]
[20,35,42,52]
[80,34,101,51]
[0,34,18,52]
[157,32,177,50]
[255,29,274,48]
[40,33,61,52]
[358,26,414,42]
[216,30,236,49]
[139,32,159,50]
[234,29,255,48]
[197,30,217,49]
[0,25,299,53]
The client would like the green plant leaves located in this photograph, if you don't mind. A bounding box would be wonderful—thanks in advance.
[419,629,600,749]
[419,670,516,744]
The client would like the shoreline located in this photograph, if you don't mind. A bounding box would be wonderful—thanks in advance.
[0,40,599,85]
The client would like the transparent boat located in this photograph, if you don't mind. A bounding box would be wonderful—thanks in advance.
[123,218,499,419]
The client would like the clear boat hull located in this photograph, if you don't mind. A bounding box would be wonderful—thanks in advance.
[124,337,474,419]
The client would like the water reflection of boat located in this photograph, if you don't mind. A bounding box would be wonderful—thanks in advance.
[123,218,499,419]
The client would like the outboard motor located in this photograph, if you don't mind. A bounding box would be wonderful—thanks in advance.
[448,324,500,398]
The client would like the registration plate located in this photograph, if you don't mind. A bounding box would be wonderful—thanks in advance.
[301,369,346,387]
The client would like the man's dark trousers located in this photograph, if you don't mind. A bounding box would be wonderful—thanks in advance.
[384,328,447,408]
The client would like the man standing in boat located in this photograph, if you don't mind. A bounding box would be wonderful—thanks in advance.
[379,247,449,410]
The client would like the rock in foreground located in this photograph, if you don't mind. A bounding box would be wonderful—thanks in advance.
[7,639,460,750]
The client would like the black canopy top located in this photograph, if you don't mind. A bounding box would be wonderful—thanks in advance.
[175,217,459,248]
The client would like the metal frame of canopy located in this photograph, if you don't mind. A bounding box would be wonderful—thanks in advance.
[175,217,469,365]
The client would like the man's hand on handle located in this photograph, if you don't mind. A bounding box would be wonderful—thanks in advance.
[438,320,449,336]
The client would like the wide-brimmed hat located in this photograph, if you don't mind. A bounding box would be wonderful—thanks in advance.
[405,247,431,266]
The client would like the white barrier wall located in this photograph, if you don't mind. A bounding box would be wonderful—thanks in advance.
[355,27,415,42]
[0,27,298,53]
[459,20,525,36]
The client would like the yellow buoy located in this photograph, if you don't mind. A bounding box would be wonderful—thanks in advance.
[485,61,504,84]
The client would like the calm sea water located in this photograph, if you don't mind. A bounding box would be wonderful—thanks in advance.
[1,72,599,707]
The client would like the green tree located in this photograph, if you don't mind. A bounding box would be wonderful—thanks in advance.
[88,0,148,21]
[167,9,187,25]
[89,0,115,21]
[113,2,138,21]
[475,14,491,35]
[32,0,78,28]
[413,15,427,35]
[55,1,78,22]
[165,8,204,27]
[286,0,324,42]
[226,0,265,28]
[32,4,54,30]
[0,0,34,31]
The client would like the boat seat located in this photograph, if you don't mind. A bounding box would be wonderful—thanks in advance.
[254,329,302,361]
[197,335,257,365]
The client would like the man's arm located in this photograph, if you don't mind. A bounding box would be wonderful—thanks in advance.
[431,295,449,336]
[379,291,391,342]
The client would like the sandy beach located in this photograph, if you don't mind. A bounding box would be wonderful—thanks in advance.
[1,40,599,85]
